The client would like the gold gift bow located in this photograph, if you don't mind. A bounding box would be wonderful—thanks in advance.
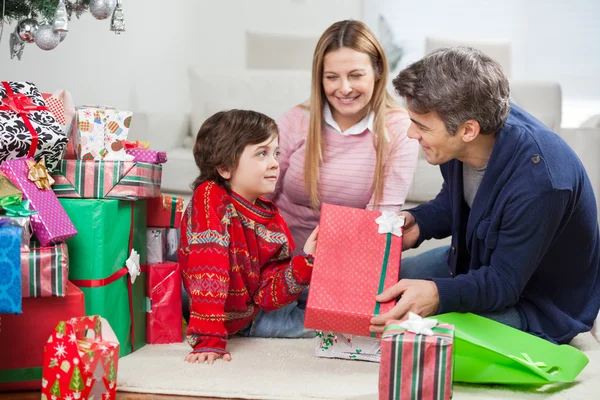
[26,158,55,190]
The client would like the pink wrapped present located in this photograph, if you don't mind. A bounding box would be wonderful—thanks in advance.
[0,158,77,246]
[125,148,167,164]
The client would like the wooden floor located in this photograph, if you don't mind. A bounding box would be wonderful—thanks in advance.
[0,392,234,400]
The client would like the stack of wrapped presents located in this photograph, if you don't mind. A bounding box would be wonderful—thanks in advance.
[0,81,182,395]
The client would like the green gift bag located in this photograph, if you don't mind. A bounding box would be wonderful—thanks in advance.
[434,313,588,385]
[60,198,147,358]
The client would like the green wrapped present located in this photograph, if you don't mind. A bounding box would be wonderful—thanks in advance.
[435,312,589,385]
[60,198,147,357]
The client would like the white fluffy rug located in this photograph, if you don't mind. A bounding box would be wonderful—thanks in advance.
[117,334,600,400]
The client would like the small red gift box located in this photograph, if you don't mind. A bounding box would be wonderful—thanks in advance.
[41,316,120,400]
[146,262,182,344]
[0,282,85,392]
[379,315,454,400]
[304,204,403,336]
[21,242,69,298]
[146,194,184,228]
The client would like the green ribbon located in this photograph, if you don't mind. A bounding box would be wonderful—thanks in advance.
[170,196,177,227]
[371,232,392,338]
[509,352,558,375]
[3,199,38,217]
[0,193,22,208]
[0,366,42,383]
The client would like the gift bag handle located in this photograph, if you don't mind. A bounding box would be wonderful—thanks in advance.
[67,315,104,341]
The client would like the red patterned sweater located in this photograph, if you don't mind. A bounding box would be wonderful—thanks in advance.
[179,181,314,354]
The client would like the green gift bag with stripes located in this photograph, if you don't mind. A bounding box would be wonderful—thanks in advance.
[435,312,589,384]
[51,160,161,200]
[59,198,147,357]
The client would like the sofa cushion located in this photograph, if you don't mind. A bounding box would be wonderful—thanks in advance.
[188,68,311,133]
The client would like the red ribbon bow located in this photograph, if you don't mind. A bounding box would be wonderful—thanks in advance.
[1,82,50,158]
[0,93,42,114]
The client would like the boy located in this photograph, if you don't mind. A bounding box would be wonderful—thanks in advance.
[179,110,318,364]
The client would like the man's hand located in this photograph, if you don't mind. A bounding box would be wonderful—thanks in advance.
[303,225,319,255]
[369,279,439,333]
[398,211,419,250]
[185,351,232,364]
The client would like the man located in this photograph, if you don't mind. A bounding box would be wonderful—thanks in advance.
[370,47,600,344]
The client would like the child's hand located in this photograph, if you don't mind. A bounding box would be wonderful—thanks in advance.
[303,225,319,255]
[184,351,232,364]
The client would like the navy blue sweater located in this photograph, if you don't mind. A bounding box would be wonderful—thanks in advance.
[410,105,600,344]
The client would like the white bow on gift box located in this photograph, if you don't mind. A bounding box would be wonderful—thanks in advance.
[399,312,439,336]
[375,211,404,237]
[125,249,141,284]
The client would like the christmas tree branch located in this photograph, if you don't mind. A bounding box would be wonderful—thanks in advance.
[3,0,91,23]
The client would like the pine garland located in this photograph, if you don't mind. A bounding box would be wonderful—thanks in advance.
[3,0,91,23]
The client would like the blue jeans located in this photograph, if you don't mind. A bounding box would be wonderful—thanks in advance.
[401,245,525,330]
[183,281,313,338]
[243,288,315,338]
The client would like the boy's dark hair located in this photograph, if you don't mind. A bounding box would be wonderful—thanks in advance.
[192,109,279,191]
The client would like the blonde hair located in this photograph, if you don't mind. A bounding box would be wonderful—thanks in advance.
[305,20,400,210]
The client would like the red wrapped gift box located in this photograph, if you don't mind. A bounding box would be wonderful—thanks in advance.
[379,317,454,400]
[147,194,184,228]
[0,282,85,392]
[304,204,403,336]
[146,262,182,344]
[21,242,69,298]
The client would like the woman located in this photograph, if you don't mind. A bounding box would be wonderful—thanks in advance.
[248,20,420,338]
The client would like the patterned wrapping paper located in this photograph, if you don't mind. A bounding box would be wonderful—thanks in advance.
[304,204,403,336]
[70,105,133,160]
[0,224,22,313]
[41,316,120,400]
[51,160,162,200]
[165,228,179,262]
[146,261,182,344]
[147,194,184,228]
[315,331,381,362]
[41,90,76,138]
[21,242,69,298]
[0,82,69,172]
[147,228,167,265]
[1,216,32,251]
[379,321,454,400]
[0,282,85,392]
[0,158,78,247]
[125,148,168,164]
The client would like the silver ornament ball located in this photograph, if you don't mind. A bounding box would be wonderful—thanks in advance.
[17,19,40,43]
[89,0,117,20]
[59,30,68,43]
[35,25,61,51]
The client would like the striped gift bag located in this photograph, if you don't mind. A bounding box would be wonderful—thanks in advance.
[379,314,454,400]
[20,242,69,297]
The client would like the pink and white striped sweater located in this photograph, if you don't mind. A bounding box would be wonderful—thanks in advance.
[271,106,420,252]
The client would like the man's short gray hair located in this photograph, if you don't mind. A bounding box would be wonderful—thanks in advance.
[393,46,510,135]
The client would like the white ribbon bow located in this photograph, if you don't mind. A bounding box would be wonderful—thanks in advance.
[399,312,438,336]
[375,211,404,237]
[125,249,141,284]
